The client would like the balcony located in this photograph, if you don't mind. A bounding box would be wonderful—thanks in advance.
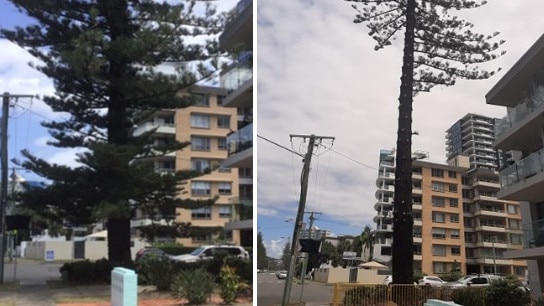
[222,123,252,169]
[221,52,253,108]
[133,121,175,137]
[498,146,544,201]
[219,0,252,50]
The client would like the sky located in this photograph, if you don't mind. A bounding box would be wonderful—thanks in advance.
[0,0,239,182]
[256,1,544,258]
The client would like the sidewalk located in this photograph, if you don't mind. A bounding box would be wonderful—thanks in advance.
[0,283,253,306]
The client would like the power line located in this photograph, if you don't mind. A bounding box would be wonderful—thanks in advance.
[257,134,303,157]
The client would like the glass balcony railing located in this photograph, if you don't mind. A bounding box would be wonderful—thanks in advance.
[221,51,252,93]
[522,218,544,248]
[499,146,544,189]
[495,85,544,139]
[227,123,252,155]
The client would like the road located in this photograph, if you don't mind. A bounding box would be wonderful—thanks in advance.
[2,258,62,285]
[257,272,333,306]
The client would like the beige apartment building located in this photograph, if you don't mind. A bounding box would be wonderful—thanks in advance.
[174,86,240,247]
[374,148,526,277]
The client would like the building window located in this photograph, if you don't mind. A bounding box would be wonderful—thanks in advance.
[431,168,444,177]
[218,137,227,150]
[451,247,461,256]
[511,234,522,245]
[192,234,210,242]
[414,227,422,237]
[449,198,459,208]
[239,167,252,178]
[219,206,232,218]
[191,136,210,151]
[191,114,210,128]
[191,159,210,172]
[432,196,445,207]
[450,214,459,223]
[432,182,444,192]
[448,171,457,178]
[191,207,211,219]
[413,244,422,255]
[217,116,230,129]
[432,245,446,256]
[507,205,517,214]
[191,182,211,196]
[509,219,520,229]
[432,228,446,239]
[448,184,458,193]
[217,95,225,106]
[218,182,232,195]
[432,212,445,223]
[194,94,209,106]
[450,229,460,239]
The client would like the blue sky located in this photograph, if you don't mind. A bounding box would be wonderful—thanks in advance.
[256,1,544,258]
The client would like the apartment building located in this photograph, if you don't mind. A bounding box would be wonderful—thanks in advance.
[446,114,526,276]
[373,149,468,275]
[218,0,253,248]
[485,33,544,296]
[132,86,239,247]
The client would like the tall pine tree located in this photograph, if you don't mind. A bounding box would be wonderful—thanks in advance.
[1,0,224,264]
[344,0,504,283]
[257,232,268,270]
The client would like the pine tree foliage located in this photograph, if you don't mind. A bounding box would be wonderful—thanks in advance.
[344,0,505,283]
[347,0,505,93]
[257,232,268,270]
[1,0,226,264]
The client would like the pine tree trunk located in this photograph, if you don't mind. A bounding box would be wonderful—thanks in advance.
[392,0,416,285]
[107,218,132,264]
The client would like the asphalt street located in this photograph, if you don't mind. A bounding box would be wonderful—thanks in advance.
[257,272,333,306]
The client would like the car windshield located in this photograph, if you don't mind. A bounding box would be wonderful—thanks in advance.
[190,247,205,256]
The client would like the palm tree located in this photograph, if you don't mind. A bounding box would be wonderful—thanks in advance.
[360,225,376,262]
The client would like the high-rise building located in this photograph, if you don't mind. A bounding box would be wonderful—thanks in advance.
[218,0,253,248]
[486,33,544,296]
[446,114,526,276]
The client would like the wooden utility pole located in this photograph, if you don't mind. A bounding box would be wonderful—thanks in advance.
[281,134,334,306]
[0,92,34,284]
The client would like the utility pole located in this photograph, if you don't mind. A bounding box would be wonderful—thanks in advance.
[298,211,321,304]
[0,92,34,284]
[281,134,334,306]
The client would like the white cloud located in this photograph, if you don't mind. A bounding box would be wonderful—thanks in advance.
[258,206,278,217]
[265,238,290,259]
[257,1,544,234]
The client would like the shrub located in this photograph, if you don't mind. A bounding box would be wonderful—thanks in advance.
[219,264,241,304]
[342,285,388,306]
[134,254,175,291]
[171,268,215,305]
[485,276,531,306]
[440,270,464,282]
[59,258,113,284]
[451,287,486,306]
[205,255,252,283]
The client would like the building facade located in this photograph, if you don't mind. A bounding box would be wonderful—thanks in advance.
[485,33,544,296]
[446,114,526,276]
[132,86,240,247]
[218,0,253,248]
[373,149,468,275]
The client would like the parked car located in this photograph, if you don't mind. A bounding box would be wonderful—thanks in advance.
[445,274,503,289]
[418,276,446,287]
[383,275,417,285]
[134,247,171,261]
[276,270,288,279]
[170,245,249,263]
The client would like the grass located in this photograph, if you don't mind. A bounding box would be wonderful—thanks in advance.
[0,282,19,291]
[0,300,15,306]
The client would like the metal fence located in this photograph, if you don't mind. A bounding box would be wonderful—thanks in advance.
[332,283,451,306]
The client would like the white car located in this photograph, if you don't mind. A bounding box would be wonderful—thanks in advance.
[383,275,417,285]
[276,270,288,279]
[446,274,502,289]
[170,245,249,263]
[418,276,446,287]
